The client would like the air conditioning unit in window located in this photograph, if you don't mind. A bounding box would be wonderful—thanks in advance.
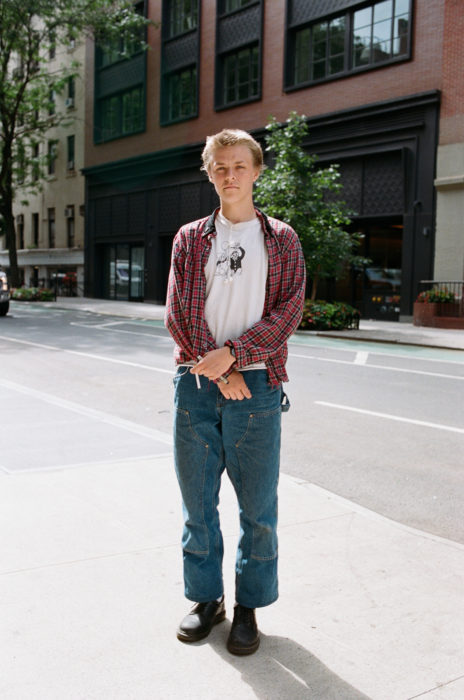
[67,160,75,171]
[64,207,74,218]
[16,214,24,224]
[65,97,74,108]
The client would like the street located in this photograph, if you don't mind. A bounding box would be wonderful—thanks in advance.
[1,302,463,543]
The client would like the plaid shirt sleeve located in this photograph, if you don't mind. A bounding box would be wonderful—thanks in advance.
[225,221,306,369]
[164,227,195,361]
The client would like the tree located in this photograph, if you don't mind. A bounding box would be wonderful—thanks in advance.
[255,111,367,300]
[0,0,153,287]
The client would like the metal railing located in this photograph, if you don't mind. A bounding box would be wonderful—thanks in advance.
[417,281,464,316]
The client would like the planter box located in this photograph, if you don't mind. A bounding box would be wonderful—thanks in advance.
[413,302,464,329]
[413,302,438,327]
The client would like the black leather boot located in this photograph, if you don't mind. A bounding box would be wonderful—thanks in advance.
[177,597,226,643]
[227,604,260,655]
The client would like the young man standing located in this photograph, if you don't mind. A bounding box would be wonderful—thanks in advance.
[165,129,305,655]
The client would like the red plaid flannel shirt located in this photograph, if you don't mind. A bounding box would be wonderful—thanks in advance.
[164,208,306,385]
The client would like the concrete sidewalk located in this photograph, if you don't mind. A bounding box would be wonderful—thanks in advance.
[30,296,464,351]
[2,454,464,699]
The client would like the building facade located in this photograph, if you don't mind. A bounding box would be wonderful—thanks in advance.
[83,0,463,319]
[0,39,86,294]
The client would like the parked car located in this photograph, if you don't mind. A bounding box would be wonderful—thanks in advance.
[0,270,10,316]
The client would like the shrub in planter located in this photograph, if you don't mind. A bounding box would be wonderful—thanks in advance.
[12,287,55,301]
[299,300,360,331]
[416,288,456,303]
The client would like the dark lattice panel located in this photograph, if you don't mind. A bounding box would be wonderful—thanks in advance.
[96,55,145,98]
[180,183,202,224]
[363,153,404,215]
[289,0,359,27]
[95,198,112,239]
[128,192,146,237]
[163,32,198,73]
[158,187,180,232]
[217,4,261,53]
[111,196,128,236]
[324,159,363,214]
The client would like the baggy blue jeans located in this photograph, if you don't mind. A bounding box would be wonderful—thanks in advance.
[173,368,285,608]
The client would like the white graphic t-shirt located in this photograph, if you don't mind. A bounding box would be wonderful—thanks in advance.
[204,211,268,365]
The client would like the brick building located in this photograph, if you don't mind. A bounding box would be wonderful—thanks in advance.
[83,0,463,319]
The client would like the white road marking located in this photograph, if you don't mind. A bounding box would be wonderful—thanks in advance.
[70,321,171,339]
[289,337,464,365]
[0,378,174,445]
[315,401,464,434]
[354,351,369,365]
[288,352,464,380]
[0,334,175,374]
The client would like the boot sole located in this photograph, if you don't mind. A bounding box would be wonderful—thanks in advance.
[177,609,226,643]
[226,636,260,656]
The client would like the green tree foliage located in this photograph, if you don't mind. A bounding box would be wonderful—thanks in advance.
[0,0,154,286]
[255,112,367,300]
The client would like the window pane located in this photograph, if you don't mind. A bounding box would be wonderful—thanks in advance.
[222,45,258,104]
[373,17,391,43]
[330,54,344,75]
[294,27,310,84]
[329,17,345,55]
[374,0,392,23]
[168,67,196,121]
[312,60,326,81]
[354,7,372,31]
[395,0,410,15]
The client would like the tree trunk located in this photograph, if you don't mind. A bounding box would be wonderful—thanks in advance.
[2,203,21,288]
[310,268,320,300]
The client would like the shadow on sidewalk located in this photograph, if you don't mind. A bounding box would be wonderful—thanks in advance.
[209,630,371,699]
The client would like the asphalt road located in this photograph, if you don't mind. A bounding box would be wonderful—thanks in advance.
[1,302,463,543]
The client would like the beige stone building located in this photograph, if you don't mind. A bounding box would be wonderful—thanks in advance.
[0,39,86,294]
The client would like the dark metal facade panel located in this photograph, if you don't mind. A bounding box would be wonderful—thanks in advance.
[95,198,112,239]
[363,152,404,216]
[217,4,261,53]
[111,197,128,237]
[128,192,147,237]
[158,186,180,232]
[96,54,145,98]
[288,0,360,27]
[163,32,199,73]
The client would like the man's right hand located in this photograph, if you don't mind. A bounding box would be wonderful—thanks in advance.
[218,370,252,401]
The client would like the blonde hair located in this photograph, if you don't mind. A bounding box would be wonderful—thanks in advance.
[201,128,264,173]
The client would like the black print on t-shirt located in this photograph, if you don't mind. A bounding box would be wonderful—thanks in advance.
[215,241,246,278]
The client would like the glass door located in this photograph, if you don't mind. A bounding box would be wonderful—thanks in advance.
[130,246,144,301]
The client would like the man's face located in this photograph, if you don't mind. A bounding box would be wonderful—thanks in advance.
[208,145,260,206]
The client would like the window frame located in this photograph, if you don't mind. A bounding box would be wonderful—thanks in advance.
[165,0,199,39]
[93,0,147,143]
[285,0,413,92]
[162,65,198,125]
[160,0,201,126]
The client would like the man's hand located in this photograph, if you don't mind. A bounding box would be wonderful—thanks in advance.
[218,370,252,401]
[190,346,235,381]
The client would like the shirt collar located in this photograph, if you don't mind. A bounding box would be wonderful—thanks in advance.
[202,207,274,239]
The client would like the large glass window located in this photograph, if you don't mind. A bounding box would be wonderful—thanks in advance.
[288,0,411,88]
[353,0,409,67]
[222,44,259,105]
[168,0,198,37]
[294,16,346,84]
[99,87,144,141]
